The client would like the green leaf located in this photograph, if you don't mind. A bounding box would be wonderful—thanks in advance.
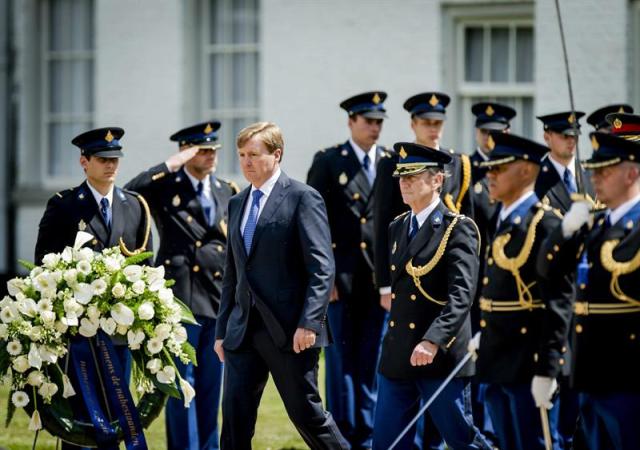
[173,297,197,325]
[152,379,181,399]
[164,279,176,288]
[5,390,15,427]
[18,259,36,271]
[0,346,9,374]
[123,252,154,266]
[181,342,198,367]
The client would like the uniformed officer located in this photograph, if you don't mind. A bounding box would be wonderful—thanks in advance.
[468,102,516,446]
[535,111,594,212]
[372,142,490,450]
[126,121,238,450]
[586,104,633,132]
[475,132,571,450]
[536,131,640,450]
[35,127,152,450]
[307,91,388,449]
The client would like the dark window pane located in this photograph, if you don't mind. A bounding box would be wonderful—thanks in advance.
[232,51,258,108]
[49,0,94,51]
[490,27,509,82]
[521,97,534,138]
[49,59,93,114]
[232,0,258,44]
[48,121,91,177]
[209,53,226,109]
[465,27,483,82]
[516,27,534,82]
[209,0,228,44]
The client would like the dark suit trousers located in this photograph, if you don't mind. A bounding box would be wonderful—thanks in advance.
[221,312,349,450]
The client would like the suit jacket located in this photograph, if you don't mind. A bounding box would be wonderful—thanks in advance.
[535,155,594,214]
[125,163,238,318]
[35,181,151,263]
[378,201,479,379]
[307,141,387,298]
[215,172,333,351]
[470,149,489,184]
[476,196,572,384]
[538,200,640,392]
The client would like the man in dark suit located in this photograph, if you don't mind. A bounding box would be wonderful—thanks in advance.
[372,142,490,450]
[307,91,389,449]
[535,111,594,212]
[35,127,151,450]
[474,133,572,450]
[536,131,640,450]
[126,121,237,450]
[214,122,349,450]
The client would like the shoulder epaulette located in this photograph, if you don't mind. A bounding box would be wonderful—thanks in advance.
[535,201,564,219]
[54,188,72,199]
[393,210,411,222]
[220,178,241,194]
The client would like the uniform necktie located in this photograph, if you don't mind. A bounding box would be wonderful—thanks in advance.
[563,168,577,194]
[408,215,419,241]
[196,181,215,226]
[243,190,264,254]
[100,197,111,231]
[362,153,375,185]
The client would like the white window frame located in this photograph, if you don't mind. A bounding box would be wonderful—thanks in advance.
[442,2,535,152]
[631,1,640,110]
[39,0,95,188]
[200,0,260,177]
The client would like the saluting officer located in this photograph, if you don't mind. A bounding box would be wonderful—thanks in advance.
[35,127,152,450]
[586,104,634,132]
[536,129,640,450]
[126,121,238,450]
[372,142,490,450]
[307,91,389,450]
[535,111,594,212]
[475,133,572,450]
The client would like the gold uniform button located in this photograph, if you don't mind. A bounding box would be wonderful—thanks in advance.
[192,265,200,273]
[92,239,98,246]
[483,277,489,286]
[559,358,565,366]
[580,283,586,289]
[217,245,224,252]
[360,217,367,224]
[553,245,560,252]
[546,253,554,260]
[631,333,637,341]
[561,346,567,353]
[332,243,337,249]
[391,264,396,271]
[164,259,170,265]
[410,294,417,301]
[576,324,583,333]
[353,193,361,200]
[520,327,527,334]
[480,319,487,328]
[360,242,367,249]
[409,323,416,329]
[187,215,193,223]
[195,240,202,248]
[533,353,539,362]
[214,271,222,278]
[487,258,494,266]
[389,321,395,327]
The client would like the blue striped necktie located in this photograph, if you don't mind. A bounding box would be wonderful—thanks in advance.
[196,181,215,226]
[243,190,264,254]
[563,168,577,194]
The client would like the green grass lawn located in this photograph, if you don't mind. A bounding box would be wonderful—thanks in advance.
[0,358,326,449]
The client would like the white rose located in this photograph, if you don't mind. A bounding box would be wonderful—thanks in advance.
[173,326,188,344]
[63,298,81,314]
[26,370,44,387]
[86,305,101,322]
[179,379,196,407]
[76,260,92,276]
[7,278,25,296]
[154,324,172,341]
[127,330,145,350]
[111,283,126,299]
[131,280,146,295]
[11,390,29,408]
[75,247,94,262]
[40,310,56,326]
[28,344,42,369]
[146,337,163,355]
[29,326,43,341]
[0,306,16,323]
[39,346,58,365]
[63,269,78,286]
[100,317,117,335]
[7,340,22,356]
[61,247,73,263]
[79,318,99,337]
[12,355,30,373]
[91,278,107,296]
[104,257,121,273]
[0,323,8,339]
[146,358,162,374]
[137,302,155,321]
[158,288,174,306]
[38,382,58,401]
[54,321,68,334]
[111,302,134,326]
[123,265,143,283]
[17,297,38,318]
[42,253,61,270]
[156,366,175,384]
[30,267,43,278]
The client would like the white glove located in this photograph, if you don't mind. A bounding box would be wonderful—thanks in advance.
[165,146,200,172]
[561,201,592,238]
[467,332,481,354]
[531,376,558,409]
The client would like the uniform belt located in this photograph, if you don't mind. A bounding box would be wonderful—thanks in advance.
[479,297,545,312]
[574,301,640,315]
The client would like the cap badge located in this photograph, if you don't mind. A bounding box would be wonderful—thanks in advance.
[487,135,495,151]
[619,106,626,113]
[485,105,495,116]
[613,118,622,129]
[372,93,381,104]
[338,172,348,185]
[172,195,181,207]
[568,113,576,124]
[429,94,439,107]
[591,135,600,151]
[399,146,408,159]
[105,130,114,143]
[204,123,213,134]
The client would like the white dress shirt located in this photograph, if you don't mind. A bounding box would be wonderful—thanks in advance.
[608,192,640,226]
[240,167,282,235]
[184,167,213,202]
[497,190,535,227]
[349,138,377,183]
[548,154,576,183]
[86,181,114,211]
